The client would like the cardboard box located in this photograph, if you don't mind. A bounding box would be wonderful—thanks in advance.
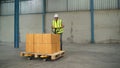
[54,34,60,52]
[44,44,56,54]
[56,42,61,52]
[43,34,60,44]
[26,34,34,52]
[25,33,61,54]
[42,34,60,54]
[34,34,43,53]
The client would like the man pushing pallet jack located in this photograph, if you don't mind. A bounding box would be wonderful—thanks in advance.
[52,14,64,50]
[20,14,64,61]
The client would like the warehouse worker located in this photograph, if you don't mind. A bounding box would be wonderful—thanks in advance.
[52,14,64,50]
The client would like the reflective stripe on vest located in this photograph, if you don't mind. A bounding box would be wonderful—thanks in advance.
[52,19,63,33]
[52,19,62,28]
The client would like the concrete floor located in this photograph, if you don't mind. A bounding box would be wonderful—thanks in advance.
[0,42,120,68]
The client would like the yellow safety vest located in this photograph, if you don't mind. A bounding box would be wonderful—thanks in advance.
[52,19,64,34]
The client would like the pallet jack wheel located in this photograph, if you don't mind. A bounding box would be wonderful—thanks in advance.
[43,58,47,61]
[43,56,51,61]
[46,56,51,61]
[27,56,34,60]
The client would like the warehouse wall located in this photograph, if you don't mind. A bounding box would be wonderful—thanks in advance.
[0,16,14,42]
[19,14,42,42]
[45,11,91,43]
[0,10,120,43]
[94,10,120,43]
[45,10,120,43]
[0,14,42,43]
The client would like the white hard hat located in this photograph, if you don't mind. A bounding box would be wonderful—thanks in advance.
[54,14,59,17]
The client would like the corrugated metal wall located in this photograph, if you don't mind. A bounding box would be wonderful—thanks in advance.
[46,0,90,12]
[0,0,119,15]
[68,0,90,11]
[46,0,67,12]
[21,0,43,14]
[94,0,118,10]
[0,2,14,15]
[0,0,43,15]
[46,0,119,12]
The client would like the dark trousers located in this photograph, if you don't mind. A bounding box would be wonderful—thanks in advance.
[60,33,63,50]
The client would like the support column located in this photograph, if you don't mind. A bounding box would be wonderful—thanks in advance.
[14,0,19,48]
[118,0,120,9]
[90,0,95,43]
[42,0,46,33]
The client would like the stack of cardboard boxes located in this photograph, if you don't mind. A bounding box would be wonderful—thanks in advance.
[26,34,60,54]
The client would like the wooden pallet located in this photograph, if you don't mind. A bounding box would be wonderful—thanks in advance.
[20,51,65,61]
